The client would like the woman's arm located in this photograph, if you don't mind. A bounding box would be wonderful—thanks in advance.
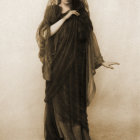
[36,9,79,63]
[43,16,66,37]
[43,10,80,37]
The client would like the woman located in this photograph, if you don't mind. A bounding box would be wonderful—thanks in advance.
[36,0,119,139]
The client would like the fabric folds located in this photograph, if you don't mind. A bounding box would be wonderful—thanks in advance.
[36,4,104,105]
[36,4,104,140]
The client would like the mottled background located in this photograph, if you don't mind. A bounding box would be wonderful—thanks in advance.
[0,0,140,140]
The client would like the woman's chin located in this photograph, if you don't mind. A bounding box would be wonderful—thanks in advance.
[64,2,71,5]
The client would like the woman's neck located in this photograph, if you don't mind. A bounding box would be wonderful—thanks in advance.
[59,2,72,13]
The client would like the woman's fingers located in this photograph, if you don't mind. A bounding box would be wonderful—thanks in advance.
[65,10,79,20]
[105,65,114,69]
[109,66,114,69]
[74,11,80,16]
[102,61,119,69]
[109,62,120,65]
[108,62,120,69]
[71,10,80,16]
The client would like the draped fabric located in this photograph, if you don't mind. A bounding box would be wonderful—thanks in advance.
[36,4,104,140]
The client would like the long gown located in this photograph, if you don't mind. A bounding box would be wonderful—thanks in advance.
[36,4,104,140]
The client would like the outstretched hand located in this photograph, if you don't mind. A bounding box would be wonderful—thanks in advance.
[102,61,120,69]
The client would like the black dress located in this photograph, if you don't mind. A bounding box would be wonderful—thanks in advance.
[44,6,92,140]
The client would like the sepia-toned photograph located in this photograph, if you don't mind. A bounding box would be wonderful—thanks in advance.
[0,0,140,140]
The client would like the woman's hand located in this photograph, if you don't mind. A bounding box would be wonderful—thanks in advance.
[64,10,80,20]
[102,61,120,69]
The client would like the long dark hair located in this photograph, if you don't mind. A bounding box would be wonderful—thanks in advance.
[57,0,88,13]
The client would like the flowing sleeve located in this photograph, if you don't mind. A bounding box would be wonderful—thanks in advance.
[91,31,104,69]
[36,5,57,64]
[89,31,104,71]
[86,27,105,106]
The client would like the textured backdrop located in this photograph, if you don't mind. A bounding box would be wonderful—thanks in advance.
[0,0,140,140]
